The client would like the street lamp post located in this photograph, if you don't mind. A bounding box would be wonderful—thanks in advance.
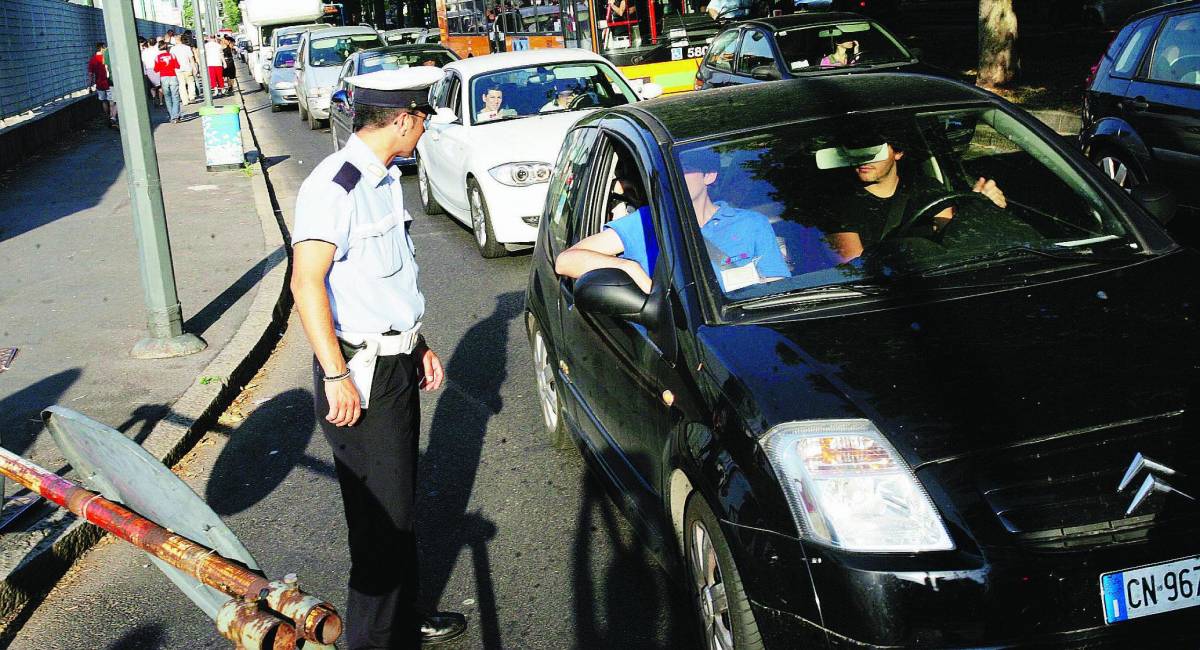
[195,0,214,105]
[100,0,206,359]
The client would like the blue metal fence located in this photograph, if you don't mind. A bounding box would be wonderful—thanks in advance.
[0,0,182,121]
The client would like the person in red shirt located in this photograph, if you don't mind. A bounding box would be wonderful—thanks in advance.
[153,42,183,123]
[87,42,117,128]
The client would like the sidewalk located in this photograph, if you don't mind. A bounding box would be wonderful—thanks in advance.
[0,68,288,636]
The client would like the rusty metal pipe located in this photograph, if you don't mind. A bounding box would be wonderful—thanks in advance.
[0,447,342,644]
[216,599,299,650]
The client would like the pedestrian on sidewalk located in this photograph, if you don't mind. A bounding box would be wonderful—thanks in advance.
[141,38,163,106]
[205,36,226,96]
[154,42,182,122]
[171,34,199,105]
[222,35,238,94]
[290,66,468,650]
[87,42,117,128]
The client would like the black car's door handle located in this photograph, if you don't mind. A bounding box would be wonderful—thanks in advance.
[1121,98,1150,112]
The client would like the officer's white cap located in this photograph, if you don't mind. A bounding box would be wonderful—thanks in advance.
[344,67,442,111]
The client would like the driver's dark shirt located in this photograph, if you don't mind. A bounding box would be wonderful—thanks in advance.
[820,174,945,245]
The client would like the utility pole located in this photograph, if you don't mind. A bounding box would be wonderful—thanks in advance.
[100,0,206,359]
[195,0,214,105]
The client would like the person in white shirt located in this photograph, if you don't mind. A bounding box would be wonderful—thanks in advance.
[204,36,226,96]
[170,35,199,104]
[140,38,162,106]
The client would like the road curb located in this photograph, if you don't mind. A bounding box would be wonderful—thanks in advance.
[0,83,291,642]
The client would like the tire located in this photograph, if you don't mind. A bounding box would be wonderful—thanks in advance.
[468,178,507,259]
[529,319,569,450]
[417,156,445,215]
[684,492,764,650]
[1090,145,1143,191]
[270,102,281,113]
[308,110,322,131]
[299,100,309,122]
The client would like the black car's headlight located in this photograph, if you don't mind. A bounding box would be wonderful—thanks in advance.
[761,419,954,552]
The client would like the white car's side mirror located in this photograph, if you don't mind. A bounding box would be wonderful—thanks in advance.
[639,82,664,100]
[429,107,458,125]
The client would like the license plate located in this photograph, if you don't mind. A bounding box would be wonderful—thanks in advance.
[1100,555,1200,624]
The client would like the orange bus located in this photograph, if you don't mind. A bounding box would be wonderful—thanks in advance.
[435,0,564,58]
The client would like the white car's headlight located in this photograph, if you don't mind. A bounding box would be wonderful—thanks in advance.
[489,162,553,187]
[274,81,294,90]
[761,419,954,553]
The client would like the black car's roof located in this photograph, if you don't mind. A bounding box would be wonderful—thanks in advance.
[736,11,876,31]
[619,72,993,143]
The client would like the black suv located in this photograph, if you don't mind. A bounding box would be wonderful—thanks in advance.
[694,12,917,89]
[527,72,1197,648]
[1081,1,1200,231]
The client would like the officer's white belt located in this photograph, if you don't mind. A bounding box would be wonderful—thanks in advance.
[336,325,421,356]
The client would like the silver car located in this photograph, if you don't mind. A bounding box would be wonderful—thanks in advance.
[385,27,440,45]
[268,46,299,111]
[295,25,385,130]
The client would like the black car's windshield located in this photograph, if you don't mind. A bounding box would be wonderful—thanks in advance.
[672,106,1140,306]
[470,62,638,125]
[309,34,385,66]
[359,49,455,73]
[775,20,911,72]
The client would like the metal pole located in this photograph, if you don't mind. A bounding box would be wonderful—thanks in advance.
[195,0,214,105]
[0,446,343,646]
[100,0,207,359]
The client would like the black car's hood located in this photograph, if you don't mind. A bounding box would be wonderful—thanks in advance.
[698,252,1200,469]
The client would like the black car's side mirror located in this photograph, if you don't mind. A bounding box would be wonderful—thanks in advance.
[750,65,782,81]
[575,267,662,327]
[1131,183,1176,226]
[331,89,349,106]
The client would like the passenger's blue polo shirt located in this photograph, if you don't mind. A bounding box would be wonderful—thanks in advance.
[606,203,790,291]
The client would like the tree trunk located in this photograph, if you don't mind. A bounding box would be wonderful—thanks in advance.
[978,0,1019,89]
[374,0,388,28]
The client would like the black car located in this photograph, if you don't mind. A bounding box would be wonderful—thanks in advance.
[694,12,916,89]
[526,72,1198,647]
[329,43,460,161]
[1081,1,1199,227]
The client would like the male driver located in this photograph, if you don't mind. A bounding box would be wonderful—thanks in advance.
[476,85,515,122]
[540,82,578,112]
[290,66,467,649]
[556,148,789,293]
[822,138,1007,263]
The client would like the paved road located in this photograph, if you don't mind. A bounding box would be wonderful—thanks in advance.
[11,79,694,649]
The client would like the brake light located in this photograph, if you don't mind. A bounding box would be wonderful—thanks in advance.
[694,74,703,91]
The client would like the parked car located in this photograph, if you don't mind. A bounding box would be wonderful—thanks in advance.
[525,71,1197,648]
[295,25,387,130]
[255,23,332,86]
[695,12,917,89]
[329,44,461,161]
[267,46,300,111]
[385,27,441,44]
[1081,0,1199,239]
[235,36,251,61]
[416,48,661,258]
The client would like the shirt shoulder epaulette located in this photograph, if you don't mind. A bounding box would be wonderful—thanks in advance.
[332,162,361,193]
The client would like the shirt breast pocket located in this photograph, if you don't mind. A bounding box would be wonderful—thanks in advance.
[349,218,404,277]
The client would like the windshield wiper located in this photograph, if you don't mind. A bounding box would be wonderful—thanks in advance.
[917,243,1128,278]
[739,283,886,310]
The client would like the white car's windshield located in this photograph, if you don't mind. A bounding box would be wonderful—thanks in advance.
[471,62,637,125]
[666,107,1140,304]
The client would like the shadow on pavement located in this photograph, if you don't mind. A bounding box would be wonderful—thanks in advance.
[184,253,282,337]
[570,473,693,649]
[106,623,166,649]
[0,368,82,457]
[419,291,523,648]
[205,387,336,516]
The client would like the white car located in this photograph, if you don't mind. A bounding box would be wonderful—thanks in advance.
[417,48,661,258]
[295,25,386,130]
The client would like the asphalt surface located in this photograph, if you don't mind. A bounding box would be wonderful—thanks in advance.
[10,76,693,649]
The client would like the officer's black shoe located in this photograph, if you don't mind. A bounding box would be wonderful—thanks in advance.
[420,611,467,645]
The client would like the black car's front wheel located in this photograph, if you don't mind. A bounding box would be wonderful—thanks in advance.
[528,319,569,450]
[685,493,763,650]
[1090,145,1142,191]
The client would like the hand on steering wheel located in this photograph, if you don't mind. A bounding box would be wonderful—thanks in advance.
[889,191,997,240]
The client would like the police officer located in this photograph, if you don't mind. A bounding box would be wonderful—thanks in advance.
[290,66,467,648]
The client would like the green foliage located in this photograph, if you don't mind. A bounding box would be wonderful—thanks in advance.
[183,0,194,30]
[222,0,242,30]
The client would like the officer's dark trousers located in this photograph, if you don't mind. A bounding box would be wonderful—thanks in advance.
[314,352,421,650]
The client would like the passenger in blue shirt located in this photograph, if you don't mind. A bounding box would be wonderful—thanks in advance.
[556,148,790,293]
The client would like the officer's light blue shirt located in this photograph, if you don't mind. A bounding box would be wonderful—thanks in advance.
[291,134,425,333]
[606,203,789,291]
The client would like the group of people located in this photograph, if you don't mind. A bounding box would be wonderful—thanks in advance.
[88,30,241,128]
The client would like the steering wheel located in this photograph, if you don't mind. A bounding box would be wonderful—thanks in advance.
[888,191,997,240]
[568,92,598,110]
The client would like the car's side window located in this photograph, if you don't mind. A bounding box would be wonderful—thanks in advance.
[448,75,463,120]
[547,127,600,255]
[1112,17,1160,78]
[576,134,659,275]
[736,29,775,76]
[340,59,354,89]
[705,30,739,72]
[1146,12,1200,85]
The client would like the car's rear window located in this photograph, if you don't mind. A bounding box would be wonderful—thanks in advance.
[359,49,455,73]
